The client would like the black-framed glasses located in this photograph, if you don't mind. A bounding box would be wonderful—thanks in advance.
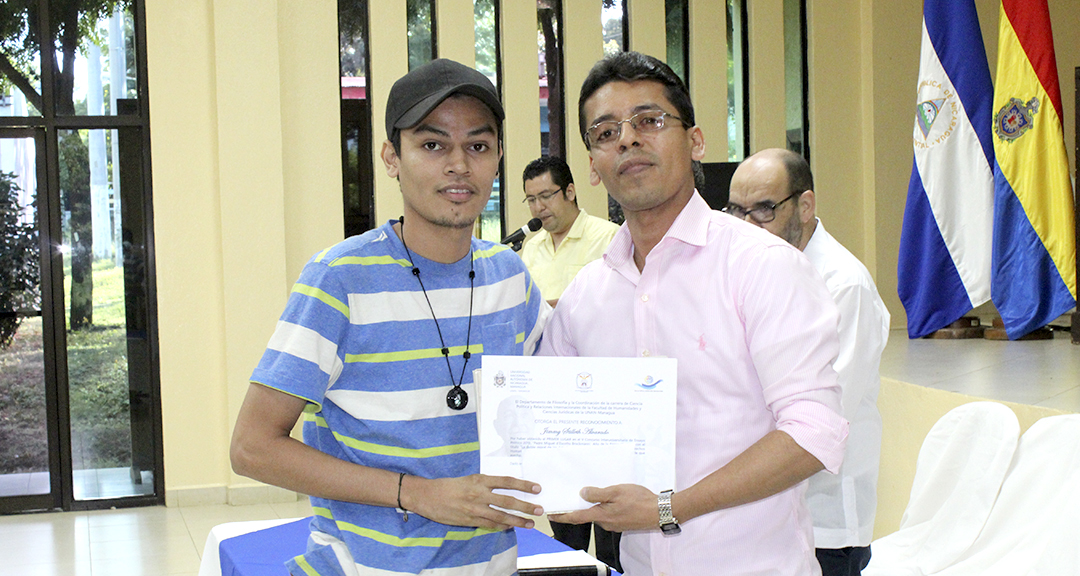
[523,188,564,205]
[723,191,804,223]
[584,110,686,150]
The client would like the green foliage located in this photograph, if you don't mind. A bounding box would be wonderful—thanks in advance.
[0,262,132,474]
[0,0,133,112]
[0,318,47,473]
[0,171,39,348]
[406,0,434,70]
[339,0,367,77]
[63,319,130,470]
[474,0,496,79]
[67,324,130,470]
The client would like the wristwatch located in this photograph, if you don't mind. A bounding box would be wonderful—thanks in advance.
[658,489,681,535]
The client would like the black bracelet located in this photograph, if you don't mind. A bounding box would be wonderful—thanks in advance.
[397,472,408,522]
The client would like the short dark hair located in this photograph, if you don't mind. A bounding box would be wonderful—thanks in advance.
[522,156,576,206]
[523,156,574,189]
[578,51,695,149]
[776,149,814,195]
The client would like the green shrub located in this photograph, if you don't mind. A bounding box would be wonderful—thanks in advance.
[0,171,40,348]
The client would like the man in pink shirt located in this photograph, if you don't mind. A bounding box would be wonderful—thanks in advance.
[541,51,849,575]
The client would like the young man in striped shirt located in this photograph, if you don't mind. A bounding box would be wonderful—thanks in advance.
[231,59,549,576]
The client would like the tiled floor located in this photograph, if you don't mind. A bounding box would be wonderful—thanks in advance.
[0,467,156,501]
[0,498,314,576]
[1,326,1077,575]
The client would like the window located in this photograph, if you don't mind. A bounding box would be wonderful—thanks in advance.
[602,0,628,223]
[339,0,374,238]
[408,0,437,69]
[784,0,809,160]
[474,0,503,243]
[666,0,689,86]
[727,0,749,160]
[538,0,564,158]
[0,0,160,513]
[603,0,628,56]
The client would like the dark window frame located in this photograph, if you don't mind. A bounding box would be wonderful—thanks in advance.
[0,0,163,514]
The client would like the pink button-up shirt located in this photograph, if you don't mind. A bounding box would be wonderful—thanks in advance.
[539,192,848,576]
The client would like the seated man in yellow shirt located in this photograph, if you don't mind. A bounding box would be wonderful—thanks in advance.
[520,156,619,308]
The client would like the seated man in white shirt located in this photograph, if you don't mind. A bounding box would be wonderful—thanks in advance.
[727,148,890,576]
[520,156,619,307]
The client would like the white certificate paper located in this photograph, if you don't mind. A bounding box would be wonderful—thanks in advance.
[478,355,677,513]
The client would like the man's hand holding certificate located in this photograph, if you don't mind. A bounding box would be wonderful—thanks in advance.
[479,356,677,514]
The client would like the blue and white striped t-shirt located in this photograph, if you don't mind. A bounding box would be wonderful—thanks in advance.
[251,220,547,575]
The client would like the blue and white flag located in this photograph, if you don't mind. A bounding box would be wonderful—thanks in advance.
[898,0,996,339]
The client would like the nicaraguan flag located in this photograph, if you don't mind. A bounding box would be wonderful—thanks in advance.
[898,0,995,339]
[990,0,1077,339]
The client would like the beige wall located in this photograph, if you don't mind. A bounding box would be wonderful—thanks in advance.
[144,0,1079,503]
[146,0,342,500]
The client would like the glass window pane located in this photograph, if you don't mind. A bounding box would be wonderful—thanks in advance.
[538,0,564,158]
[53,6,138,116]
[602,0,626,56]
[340,0,368,81]
[784,0,808,158]
[0,138,47,497]
[475,0,502,244]
[408,0,436,70]
[340,0,374,237]
[603,0,628,223]
[0,6,44,117]
[59,128,153,500]
[665,0,688,85]
[727,0,747,161]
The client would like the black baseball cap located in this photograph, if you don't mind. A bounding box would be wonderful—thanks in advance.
[385,59,505,141]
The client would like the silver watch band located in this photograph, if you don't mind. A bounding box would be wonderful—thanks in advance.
[658,489,680,535]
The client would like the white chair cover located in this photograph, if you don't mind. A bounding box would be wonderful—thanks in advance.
[934,414,1080,576]
[864,402,1019,576]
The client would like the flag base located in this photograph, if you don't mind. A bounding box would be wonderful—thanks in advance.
[983,317,1054,341]
[923,317,985,339]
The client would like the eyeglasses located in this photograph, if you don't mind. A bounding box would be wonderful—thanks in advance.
[584,110,686,150]
[523,188,564,206]
[722,191,803,224]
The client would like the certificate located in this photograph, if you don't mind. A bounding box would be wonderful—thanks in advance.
[478,355,677,513]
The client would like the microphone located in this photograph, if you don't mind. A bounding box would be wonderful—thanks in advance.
[501,218,543,249]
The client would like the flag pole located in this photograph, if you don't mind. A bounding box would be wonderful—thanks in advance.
[1072,67,1079,345]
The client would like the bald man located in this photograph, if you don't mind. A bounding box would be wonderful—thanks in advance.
[727,148,890,576]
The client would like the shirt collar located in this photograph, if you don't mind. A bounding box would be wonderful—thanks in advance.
[663,191,711,248]
[802,217,824,255]
[564,208,590,240]
[603,190,711,270]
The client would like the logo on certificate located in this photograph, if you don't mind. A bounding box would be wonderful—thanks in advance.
[576,372,593,390]
[636,375,662,390]
[494,371,506,388]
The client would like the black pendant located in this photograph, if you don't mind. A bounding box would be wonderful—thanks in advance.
[447,387,468,410]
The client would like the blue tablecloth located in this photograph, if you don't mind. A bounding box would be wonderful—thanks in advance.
[218,517,613,575]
